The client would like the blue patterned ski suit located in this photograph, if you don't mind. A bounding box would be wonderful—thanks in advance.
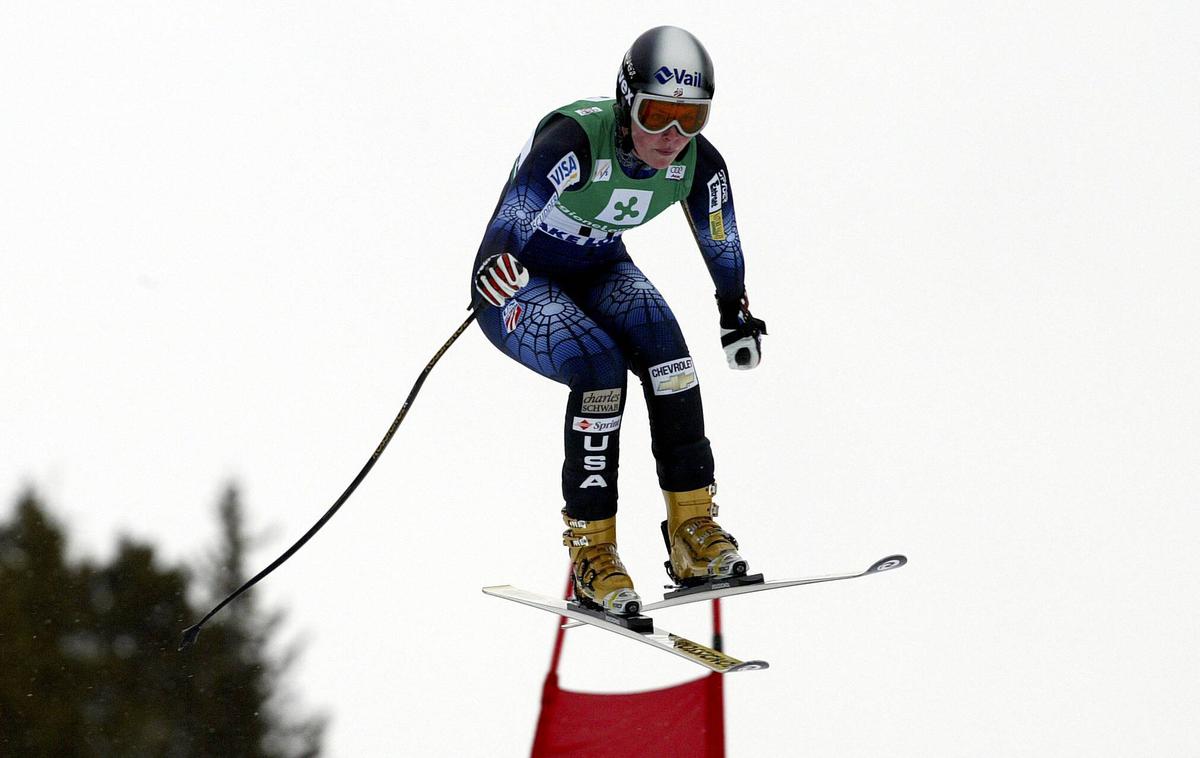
[471,100,748,521]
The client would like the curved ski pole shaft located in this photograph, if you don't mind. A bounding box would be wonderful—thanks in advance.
[180,301,486,650]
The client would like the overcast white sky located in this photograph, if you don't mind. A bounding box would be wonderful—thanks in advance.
[3,2,1199,756]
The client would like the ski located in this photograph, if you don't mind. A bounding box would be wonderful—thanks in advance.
[482,584,769,674]
[560,554,907,629]
[651,554,907,611]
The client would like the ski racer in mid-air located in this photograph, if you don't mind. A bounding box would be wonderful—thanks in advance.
[471,25,767,616]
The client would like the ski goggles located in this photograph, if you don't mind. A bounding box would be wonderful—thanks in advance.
[632,92,711,137]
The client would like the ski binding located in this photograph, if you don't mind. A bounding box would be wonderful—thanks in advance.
[482,584,769,674]
[560,554,907,629]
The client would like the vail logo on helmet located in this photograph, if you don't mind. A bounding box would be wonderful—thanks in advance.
[653,66,704,88]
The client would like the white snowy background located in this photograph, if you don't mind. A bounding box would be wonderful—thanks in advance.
[3,1,1198,755]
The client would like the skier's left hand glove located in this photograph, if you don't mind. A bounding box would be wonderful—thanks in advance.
[717,292,767,370]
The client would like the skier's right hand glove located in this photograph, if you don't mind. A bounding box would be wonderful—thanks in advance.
[475,252,529,307]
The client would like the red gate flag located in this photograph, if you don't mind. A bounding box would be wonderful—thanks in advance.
[529,571,726,758]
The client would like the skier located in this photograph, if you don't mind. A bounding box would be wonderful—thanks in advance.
[471,26,767,616]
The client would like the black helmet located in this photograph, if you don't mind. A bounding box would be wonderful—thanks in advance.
[614,26,716,129]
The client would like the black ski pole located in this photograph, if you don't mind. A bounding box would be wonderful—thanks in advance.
[180,301,486,650]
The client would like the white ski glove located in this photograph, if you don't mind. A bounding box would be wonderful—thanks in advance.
[475,252,529,307]
[717,293,767,370]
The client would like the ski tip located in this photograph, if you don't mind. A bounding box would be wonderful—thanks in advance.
[728,660,770,673]
[869,555,907,573]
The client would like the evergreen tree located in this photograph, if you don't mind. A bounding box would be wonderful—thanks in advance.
[0,488,325,757]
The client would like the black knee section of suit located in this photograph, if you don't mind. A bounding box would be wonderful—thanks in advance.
[643,383,715,492]
[653,437,715,493]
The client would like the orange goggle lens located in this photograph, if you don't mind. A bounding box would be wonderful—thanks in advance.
[634,97,710,136]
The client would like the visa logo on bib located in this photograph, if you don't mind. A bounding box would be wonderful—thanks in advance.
[547,152,581,193]
[653,66,704,88]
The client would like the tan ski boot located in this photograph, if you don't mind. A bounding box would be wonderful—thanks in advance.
[662,484,749,586]
[562,510,642,615]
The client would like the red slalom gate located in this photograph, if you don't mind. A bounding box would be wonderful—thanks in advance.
[530,570,727,758]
